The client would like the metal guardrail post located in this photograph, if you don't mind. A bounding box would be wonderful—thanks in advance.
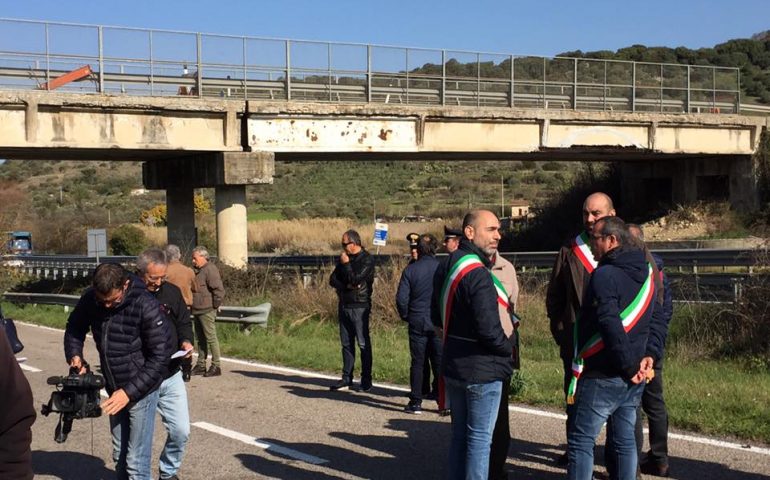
[686,65,691,113]
[632,62,636,112]
[572,58,578,110]
[196,33,203,98]
[286,40,291,101]
[98,26,104,94]
[405,48,410,104]
[327,42,332,102]
[243,37,248,100]
[149,30,154,95]
[44,22,50,89]
[476,52,481,108]
[442,50,447,106]
[367,45,372,103]
[736,69,741,113]
[509,54,514,108]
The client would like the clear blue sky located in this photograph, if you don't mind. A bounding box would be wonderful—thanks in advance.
[2,0,769,57]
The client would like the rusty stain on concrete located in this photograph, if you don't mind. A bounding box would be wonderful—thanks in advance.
[379,128,392,141]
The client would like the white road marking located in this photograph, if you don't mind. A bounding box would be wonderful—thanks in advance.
[192,421,329,465]
[17,321,770,457]
[19,363,42,372]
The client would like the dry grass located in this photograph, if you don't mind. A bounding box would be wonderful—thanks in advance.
[248,218,456,254]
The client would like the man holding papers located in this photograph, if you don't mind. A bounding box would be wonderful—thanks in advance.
[137,248,192,480]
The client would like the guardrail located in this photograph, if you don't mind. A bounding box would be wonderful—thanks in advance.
[2,248,764,278]
[2,292,271,330]
[0,18,742,114]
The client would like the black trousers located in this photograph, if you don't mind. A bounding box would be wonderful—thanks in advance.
[338,305,372,384]
[408,329,442,403]
[489,375,512,480]
[635,365,669,465]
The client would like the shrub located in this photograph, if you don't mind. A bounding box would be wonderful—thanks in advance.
[109,224,148,255]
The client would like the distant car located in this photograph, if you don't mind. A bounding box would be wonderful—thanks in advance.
[6,231,32,255]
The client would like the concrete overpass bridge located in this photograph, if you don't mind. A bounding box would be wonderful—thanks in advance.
[0,18,767,267]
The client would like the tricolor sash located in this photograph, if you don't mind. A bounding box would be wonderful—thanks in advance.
[572,231,598,273]
[437,253,510,411]
[566,263,655,405]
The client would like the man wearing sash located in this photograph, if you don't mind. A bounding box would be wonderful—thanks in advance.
[432,209,513,480]
[567,217,655,480]
[546,192,615,464]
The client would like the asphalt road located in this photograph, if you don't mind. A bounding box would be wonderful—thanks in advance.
[16,322,770,480]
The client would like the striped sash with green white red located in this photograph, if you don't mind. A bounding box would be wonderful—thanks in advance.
[572,231,598,273]
[566,263,655,405]
[437,253,511,410]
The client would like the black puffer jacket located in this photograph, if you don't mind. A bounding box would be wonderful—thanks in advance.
[329,249,375,307]
[432,239,513,384]
[64,275,170,401]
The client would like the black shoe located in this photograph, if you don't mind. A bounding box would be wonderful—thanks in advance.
[160,475,180,480]
[640,459,669,477]
[556,451,568,467]
[203,365,221,377]
[190,365,207,376]
[329,380,352,391]
[404,402,422,414]
[358,381,372,392]
[438,408,451,416]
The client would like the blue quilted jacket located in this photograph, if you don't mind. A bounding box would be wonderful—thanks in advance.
[64,275,170,401]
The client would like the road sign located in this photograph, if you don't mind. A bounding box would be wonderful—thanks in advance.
[87,229,107,261]
[372,222,389,246]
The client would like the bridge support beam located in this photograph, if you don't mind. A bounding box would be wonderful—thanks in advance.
[143,151,274,269]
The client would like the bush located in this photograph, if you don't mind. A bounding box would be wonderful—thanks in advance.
[109,224,148,255]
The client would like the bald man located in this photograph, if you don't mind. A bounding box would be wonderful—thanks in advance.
[546,192,616,465]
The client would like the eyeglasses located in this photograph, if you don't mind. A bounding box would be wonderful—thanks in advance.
[341,241,354,247]
[145,275,167,282]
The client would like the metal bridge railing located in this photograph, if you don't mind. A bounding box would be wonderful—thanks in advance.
[0,18,742,114]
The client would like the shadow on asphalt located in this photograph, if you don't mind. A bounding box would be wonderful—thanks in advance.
[32,450,113,479]
[230,369,767,480]
[235,416,566,480]
[231,368,409,413]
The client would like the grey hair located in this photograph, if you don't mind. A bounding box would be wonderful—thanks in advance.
[136,248,167,273]
[164,244,182,262]
[192,246,210,259]
[343,230,362,246]
[595,216,631,248]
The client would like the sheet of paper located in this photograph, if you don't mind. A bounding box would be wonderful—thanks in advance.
[171,347,193,359]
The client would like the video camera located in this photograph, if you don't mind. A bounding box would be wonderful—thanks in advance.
[41,362,104,443]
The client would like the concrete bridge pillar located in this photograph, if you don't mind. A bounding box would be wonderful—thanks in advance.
[143,151,274,269]
[215,185,248,268]
[166,186,197,254]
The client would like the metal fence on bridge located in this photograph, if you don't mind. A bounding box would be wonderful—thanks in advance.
[0,18,742,114]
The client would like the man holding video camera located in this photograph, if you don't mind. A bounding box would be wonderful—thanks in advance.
[64,263,170,480]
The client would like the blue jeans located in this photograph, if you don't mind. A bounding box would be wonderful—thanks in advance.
[157,371,190,479]
[446,378,503,480]
[110,388,160,480]
[567,377,644,480]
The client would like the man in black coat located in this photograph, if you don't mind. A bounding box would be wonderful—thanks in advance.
[65,263,170,480]
[0,327,35,480]
[329,229,375,391]
[432,209,513,480]
[137,248,193,480]
[567,217,655,480]
[397,233,442,414]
